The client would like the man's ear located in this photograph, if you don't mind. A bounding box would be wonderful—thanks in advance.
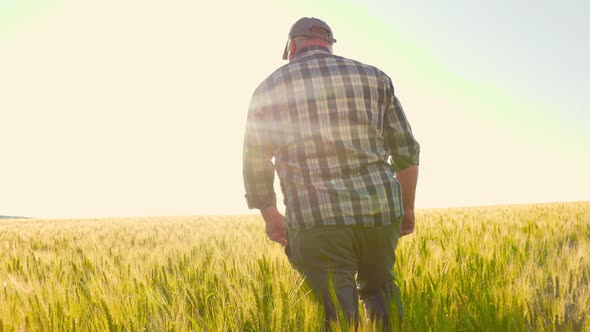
[289,38,297,59]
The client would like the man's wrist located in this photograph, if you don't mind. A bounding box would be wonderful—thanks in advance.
[260,206,281,223]
[261,205,278,214]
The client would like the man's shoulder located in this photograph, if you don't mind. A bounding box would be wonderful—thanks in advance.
[328,55,394,91]
[252,63,293,97]
[332,54,391,79]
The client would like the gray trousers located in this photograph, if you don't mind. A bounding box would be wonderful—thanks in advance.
[286,220,403,330]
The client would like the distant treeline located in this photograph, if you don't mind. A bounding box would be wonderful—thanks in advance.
[0,216,29,219]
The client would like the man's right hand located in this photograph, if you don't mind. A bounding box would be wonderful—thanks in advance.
[261,206,288,246]
[400,209,415,236]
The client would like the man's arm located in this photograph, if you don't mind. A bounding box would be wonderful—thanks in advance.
[396,165,418,236]
[383,78,420,236]
[243,88,287,245]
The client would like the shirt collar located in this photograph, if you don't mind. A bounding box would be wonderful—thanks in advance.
[293,46,331,61]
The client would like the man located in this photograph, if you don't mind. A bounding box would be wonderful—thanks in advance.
[243,17,420,329]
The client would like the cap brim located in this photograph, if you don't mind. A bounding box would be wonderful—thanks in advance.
[282,40,289,60]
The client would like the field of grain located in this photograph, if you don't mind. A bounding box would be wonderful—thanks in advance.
[0,202,588,331]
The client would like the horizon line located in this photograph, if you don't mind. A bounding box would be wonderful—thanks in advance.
[3,200,588,221]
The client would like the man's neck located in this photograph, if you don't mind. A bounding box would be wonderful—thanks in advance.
[292,40,331,60]
[297,39,331,50]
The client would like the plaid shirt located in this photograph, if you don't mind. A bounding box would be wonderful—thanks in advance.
[243,46,420,230]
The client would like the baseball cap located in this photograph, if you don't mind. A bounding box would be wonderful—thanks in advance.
[282,17,337,60]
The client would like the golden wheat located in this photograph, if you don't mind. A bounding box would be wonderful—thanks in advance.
[0,202,588,331]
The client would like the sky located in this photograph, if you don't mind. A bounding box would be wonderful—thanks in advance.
[1,0,588,219]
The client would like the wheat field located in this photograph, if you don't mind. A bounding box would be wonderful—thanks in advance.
[0,202,588,331]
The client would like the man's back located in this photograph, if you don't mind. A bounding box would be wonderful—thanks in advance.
[243,17,420,328]
[244,46,420,230]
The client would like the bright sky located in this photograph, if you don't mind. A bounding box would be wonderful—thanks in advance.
[1,0,588,218]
